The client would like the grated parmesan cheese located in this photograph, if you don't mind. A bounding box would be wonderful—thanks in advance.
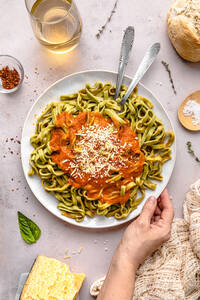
[67,123,129,179]
[183,100,200,125]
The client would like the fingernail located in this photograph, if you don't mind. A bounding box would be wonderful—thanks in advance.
[149,196,156,204]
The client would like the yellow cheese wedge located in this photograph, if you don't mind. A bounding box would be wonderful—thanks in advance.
[20,256,85,300]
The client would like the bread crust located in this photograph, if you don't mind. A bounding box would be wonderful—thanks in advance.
[167,2,200,62]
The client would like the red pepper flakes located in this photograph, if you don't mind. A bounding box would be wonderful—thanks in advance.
[0,66,20,89]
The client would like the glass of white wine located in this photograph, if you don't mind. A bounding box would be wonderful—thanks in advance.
[25,0,82,53]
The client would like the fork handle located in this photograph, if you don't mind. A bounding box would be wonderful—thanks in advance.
[120,42,161,106]
[114,26,135,100]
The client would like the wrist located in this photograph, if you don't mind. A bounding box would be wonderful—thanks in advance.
[113,242,139,273]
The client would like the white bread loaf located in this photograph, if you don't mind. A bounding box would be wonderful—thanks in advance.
[167,0,200,62]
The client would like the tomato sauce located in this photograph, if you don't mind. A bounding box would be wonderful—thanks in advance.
[50,111,145,205]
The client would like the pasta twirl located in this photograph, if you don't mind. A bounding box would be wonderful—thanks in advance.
[28,82,174,222]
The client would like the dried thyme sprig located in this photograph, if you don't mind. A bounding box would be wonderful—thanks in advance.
[186,141,200,162]
[161,60,177,95]
[96,0,118,39]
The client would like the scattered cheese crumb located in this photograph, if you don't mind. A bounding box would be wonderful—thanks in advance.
[64,255,71,259]
[78,247,83,254]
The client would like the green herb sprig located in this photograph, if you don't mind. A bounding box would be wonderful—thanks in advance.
[161,61,177,95]
[18,211,41,244]
[96,0,118,39]
[186,141,200,163]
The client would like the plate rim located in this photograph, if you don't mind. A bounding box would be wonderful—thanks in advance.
[21,69,176,229]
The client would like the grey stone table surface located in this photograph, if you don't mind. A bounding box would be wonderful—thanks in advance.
[1,0,200,299]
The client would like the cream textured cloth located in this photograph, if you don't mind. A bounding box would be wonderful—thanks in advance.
[90,179,200,299]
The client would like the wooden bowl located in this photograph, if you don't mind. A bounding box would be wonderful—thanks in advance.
[178,90,200,131]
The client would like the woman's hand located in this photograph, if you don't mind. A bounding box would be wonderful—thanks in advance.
[97,189,174,300]
[120,189,174,269]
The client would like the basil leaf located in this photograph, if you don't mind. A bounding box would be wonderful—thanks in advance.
[17,211,41,244]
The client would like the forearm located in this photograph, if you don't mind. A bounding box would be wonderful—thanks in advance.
[97,243,137,300]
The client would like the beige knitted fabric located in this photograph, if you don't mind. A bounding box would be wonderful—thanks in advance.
[90,179,200,299]
[133,178,200,300]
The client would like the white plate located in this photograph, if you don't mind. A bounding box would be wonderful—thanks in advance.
[21,70,176,229]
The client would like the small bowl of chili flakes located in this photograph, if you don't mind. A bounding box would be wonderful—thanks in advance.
[0,55,24,93]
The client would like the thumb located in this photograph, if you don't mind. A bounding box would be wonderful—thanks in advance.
[139,196,157,224]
